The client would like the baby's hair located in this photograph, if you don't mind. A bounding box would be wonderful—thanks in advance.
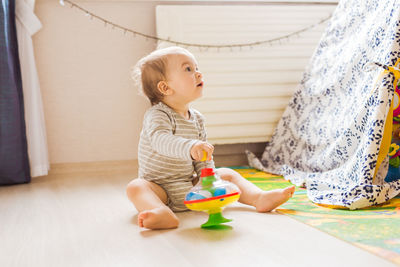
[132,46,194,105]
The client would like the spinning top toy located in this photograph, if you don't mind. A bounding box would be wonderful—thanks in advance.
[184,152,240,228]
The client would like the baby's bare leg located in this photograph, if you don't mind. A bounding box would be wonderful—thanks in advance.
[217,168,295,212]
[126,179,179,229]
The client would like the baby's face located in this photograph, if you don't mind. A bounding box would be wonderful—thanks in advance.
[165,53,204,104]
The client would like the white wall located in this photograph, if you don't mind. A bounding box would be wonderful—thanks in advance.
[34,0,158,163]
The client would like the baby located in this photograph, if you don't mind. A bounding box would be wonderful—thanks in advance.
[126,46,295,230]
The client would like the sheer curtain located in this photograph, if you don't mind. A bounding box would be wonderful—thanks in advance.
[15,0,49,177]
[0,0,31,184]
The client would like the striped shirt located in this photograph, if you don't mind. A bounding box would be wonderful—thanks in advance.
[138,102,215,186]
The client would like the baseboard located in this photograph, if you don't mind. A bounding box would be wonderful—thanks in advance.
[213,142,267,167]
[47,142,267,174]
[49,160,138,175]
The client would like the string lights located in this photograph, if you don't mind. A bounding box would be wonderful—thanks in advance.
[59,0,332,51]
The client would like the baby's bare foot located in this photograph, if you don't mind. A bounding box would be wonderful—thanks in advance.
[138,207,179,230]
[255,185,295,212]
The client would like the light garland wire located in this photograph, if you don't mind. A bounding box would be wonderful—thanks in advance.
[59,0,332,50]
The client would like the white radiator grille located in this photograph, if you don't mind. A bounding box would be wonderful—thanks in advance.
[156,4,336,144]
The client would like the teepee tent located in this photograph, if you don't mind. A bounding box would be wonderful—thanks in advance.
[247,0,400,209]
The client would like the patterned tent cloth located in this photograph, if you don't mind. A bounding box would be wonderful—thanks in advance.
[247,0,400,209]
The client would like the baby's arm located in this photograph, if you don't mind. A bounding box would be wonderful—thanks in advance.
[145,110,199,160]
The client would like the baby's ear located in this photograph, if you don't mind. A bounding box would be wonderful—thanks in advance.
[157,81,172,96]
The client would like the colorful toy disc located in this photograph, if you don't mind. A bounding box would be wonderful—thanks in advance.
[184,168,240,228]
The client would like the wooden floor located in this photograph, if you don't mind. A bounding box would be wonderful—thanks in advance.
[0,162,397,267]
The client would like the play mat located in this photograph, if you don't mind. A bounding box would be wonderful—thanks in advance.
[233,167,400,265]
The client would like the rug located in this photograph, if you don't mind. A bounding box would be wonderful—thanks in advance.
[233,167,400,265]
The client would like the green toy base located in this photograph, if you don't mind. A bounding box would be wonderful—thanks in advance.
[201,212,232,228]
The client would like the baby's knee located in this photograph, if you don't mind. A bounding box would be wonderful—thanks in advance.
[126,179,147,197]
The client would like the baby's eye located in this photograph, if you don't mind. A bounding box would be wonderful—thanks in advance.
[185,66,192,72]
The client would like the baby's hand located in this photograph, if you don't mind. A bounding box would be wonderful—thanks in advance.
[191,141,214,161]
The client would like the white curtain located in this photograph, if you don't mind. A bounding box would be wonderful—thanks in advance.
[15,0,49,177]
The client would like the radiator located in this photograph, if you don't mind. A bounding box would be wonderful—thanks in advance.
[156,4,337,144]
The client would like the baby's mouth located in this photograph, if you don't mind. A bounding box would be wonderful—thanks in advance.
[197,81,204,87]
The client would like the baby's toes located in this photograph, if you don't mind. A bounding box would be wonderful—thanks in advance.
[138,211,149,227]
[285,186,295,197]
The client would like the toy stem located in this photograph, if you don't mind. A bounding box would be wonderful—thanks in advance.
[201,210,232,228]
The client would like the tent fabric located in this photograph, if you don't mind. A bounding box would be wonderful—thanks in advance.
[0,0,31,185]
[247,0,400,209]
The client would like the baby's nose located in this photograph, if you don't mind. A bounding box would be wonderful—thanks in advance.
[196,71,202,78]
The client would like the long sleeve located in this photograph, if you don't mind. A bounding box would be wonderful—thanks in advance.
[144,109,198,160]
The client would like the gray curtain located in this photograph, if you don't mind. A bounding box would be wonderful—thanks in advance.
[0,0,31,185]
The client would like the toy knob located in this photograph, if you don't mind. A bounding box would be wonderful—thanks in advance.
[201,168,215,177]
[201,151,208,161]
